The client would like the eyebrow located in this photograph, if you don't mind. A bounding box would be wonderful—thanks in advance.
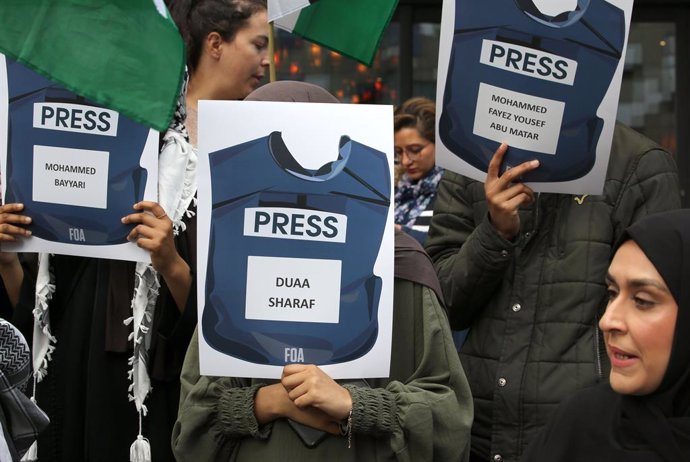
[605,272,670,293]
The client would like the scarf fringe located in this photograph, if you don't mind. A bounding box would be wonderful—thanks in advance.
[32,254,56,381]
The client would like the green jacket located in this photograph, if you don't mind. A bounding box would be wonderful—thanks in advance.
[172,266,473,461]
[424,123,681,462]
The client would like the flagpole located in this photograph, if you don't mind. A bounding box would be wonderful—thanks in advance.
[268,22,277,83]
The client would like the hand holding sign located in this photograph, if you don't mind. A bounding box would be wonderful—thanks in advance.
[485,144,539,240]
[255,382,341,434]
[0,202,32,306]
[122,200,191,310]
[281,364,353,422]
[0,203,32,247]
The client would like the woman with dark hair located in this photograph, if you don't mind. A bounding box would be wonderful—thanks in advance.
[521,208,690,462]
[167,0,269,146]
[393,97,443,244]
[0,1,268,461]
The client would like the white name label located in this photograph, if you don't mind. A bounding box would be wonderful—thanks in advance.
[243,207,347,243]
[473,83,565,155]
[32,145,110,209]
[245,256,342,323]
[480,39,577,86]
[33,103,119,136]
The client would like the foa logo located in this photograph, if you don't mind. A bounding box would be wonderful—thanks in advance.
[243,207,347,243]
[480,39,578,86]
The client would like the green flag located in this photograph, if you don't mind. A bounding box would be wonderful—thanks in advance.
[0,0,185,132]
[273,0,398,66]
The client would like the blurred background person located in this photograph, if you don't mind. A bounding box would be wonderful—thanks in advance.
[394,97,443,244]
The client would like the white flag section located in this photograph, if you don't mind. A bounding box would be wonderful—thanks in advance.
[268,0,314,22]
[0,55,158,262]
[436,0,634,195]
[197,100,394,379]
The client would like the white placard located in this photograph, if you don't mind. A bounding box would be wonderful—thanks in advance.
[436,0,634,195]
[198,100,394,379]
[0,55,158,262]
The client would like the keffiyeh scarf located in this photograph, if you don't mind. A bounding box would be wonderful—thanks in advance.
[0,319,49,461]
[394,166,443,227]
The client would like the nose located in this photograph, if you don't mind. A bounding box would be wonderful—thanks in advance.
[260,52,270,67]
[401,151,414,167]
[599,295,627,334]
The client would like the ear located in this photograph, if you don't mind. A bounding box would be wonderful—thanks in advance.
[205,31,224,60]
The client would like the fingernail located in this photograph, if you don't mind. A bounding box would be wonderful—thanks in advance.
[121,217,127,223]
[531,160,540,167]
[26,230,32,236]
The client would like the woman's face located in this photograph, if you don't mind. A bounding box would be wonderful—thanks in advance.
[600,240,678,395]
[394,127,435,182]
[217,10,270,100]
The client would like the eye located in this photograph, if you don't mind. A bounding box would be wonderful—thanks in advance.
[606,285,618,302]
[254,38,268,51]
[606,288,618,302]
[632,295,655,309]
[406,145,425,155]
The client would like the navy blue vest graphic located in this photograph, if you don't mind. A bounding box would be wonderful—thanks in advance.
[4,59,149,245]
[203,132,390,366]
[439,0,625,181]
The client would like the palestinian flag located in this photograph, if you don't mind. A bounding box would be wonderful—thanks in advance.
[0,0,185,132]
[272,0,398,66]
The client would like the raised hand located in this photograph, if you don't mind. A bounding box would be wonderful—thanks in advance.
[485,144,539,240]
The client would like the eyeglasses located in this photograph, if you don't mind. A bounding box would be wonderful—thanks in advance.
[394,143,431,161]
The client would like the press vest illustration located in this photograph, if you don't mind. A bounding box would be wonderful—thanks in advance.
[202,131,390,366]
[1,57,155,253]
[438,0,629,183]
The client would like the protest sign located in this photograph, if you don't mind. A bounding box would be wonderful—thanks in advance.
[436,0,634,194]
[0,56,158,262]
[197,100,394,379]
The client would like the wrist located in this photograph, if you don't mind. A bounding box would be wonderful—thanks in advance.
[157,254,189,282]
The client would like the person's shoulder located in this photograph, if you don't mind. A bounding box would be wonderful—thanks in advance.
[395,230,444,302]
[607,122,673,179]
[555,382,618,420]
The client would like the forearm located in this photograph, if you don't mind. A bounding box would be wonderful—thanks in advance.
[159,255,192,312]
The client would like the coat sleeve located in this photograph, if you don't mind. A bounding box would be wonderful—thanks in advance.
[171,329,271,462]
[343,284,473,462]
[611,146,681,235]
[424,171,516,329]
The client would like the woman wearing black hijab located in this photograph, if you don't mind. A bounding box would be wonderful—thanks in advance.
[521,208,690,462]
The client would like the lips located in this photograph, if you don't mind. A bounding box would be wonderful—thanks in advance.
[608,345,638,368]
